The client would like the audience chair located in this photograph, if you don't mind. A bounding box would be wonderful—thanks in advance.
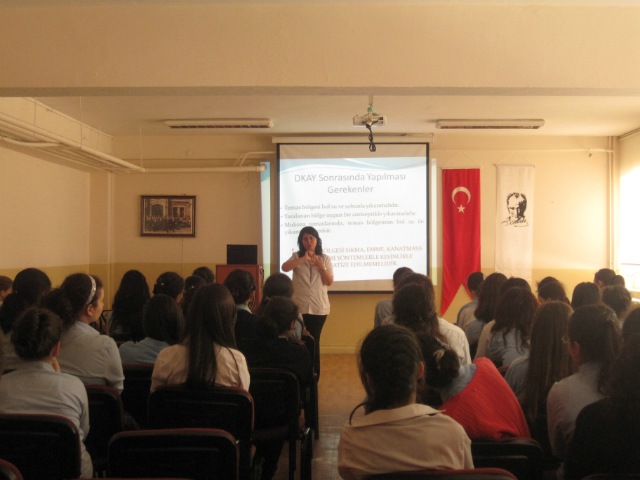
[108,428,238,480]
[469,339,479,359]
[85,385,126,474]
[471,438,544,480]
[148,384,258,480]
[121,363,155,428]
[0,460,23,480]
[249,368,312,480]
[0,413,82,480]
[367,467,517,480]
[301,334,320,439]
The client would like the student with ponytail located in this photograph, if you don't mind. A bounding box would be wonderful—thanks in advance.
[0,268,52,369]
[238,296,311,480]
[338,325,473,480]
[256,273,305,339]
[42,273,124,391]
[418,334,530,440]
[152,271,184,301]
[547,304,621,466]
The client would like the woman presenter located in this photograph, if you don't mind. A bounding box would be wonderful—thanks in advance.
[282,226,334,376]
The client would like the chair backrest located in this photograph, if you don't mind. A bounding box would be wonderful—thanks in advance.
[85,385,125,466]
[367,467,517,480]
[121,363,155,427]
[248,368,300,431]
[108,428,239,480]
[0,460,23,480]
[0,413,82,480]
[300,335,316,370]
[471,438,544,480]
[148,384,253,443]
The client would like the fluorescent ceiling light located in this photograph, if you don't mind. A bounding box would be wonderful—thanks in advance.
[164,119,273,129]
[436,119,545,130]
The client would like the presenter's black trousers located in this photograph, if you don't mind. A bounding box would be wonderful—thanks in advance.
[302,313,327,378]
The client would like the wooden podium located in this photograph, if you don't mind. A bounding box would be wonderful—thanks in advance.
[216,264,264,311]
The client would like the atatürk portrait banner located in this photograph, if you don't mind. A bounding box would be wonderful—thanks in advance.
[495,165,534,283]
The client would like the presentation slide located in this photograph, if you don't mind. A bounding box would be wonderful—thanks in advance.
[278,143,429,292]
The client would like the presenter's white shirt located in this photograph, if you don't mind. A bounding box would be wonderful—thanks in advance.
[289,253,333,315]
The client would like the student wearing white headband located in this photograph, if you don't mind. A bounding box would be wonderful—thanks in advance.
[42,273,124,391]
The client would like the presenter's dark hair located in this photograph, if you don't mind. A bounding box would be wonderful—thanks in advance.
[109,269,150,342]
[351,324,421,420]
[571,282,601,310]
[193,266,215,284]
[153,272,184,300]
[256,273,294,317]
[12,307,63,361]
[474,272,508,324]
[183,283,237,387]
[143,294,182,345]
[296,226,323,256]
[223,269,256,305]
[569,304,620,394]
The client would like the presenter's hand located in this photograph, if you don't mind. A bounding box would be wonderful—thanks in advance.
[304,250,315,262]
[311,254,325,270]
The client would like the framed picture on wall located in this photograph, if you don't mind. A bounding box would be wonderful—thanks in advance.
[140,195,196,237]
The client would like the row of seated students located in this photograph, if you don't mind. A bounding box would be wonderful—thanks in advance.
[0,266,311,480]
[349,267,640,480]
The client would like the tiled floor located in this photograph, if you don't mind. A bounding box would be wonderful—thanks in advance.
[273,354,365,480]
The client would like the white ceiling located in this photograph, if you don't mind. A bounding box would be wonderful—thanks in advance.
[35,93,640,138]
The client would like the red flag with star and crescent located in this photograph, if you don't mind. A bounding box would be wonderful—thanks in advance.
[441,168,481,315]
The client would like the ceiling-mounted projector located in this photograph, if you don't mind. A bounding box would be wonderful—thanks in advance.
[353,114,387,127]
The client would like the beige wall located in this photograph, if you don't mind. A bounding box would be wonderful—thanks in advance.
[3,5,640,95]
[0,144,91,286]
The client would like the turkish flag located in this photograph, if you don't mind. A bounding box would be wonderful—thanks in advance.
[441,168,481,315]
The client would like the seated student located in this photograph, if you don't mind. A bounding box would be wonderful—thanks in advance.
[565,333,640,480]
[538,280,570,305]
[152,271,184,302]
[192,266,215,284]
[466,273,507,345]
[151,283,249,391]
[612,274,626,287]
[622,308,640,341]
[373,266,413,328]
[256,273,306,340]
[505,301,572,466]
[594,268,616,290]
[119,294,183,364]
[0,268,52,370]
[570,282,601,310]
[547,305,620,470]
[418,334,530,440]
[602,285,632,324]
[223,269,259,344]
[487,287,539,367]
[476,276,531,359]
[43,273,124,392]
[456,271,484,332]
[238,296,311,480]
[0,275,12,305]
[181,275,205,317]
[107,269,150,342]
[0,307,93,478]
[338,325,473,480]
[384,274,471,365]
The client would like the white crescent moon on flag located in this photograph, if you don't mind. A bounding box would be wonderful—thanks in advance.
[452,186,471,204]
